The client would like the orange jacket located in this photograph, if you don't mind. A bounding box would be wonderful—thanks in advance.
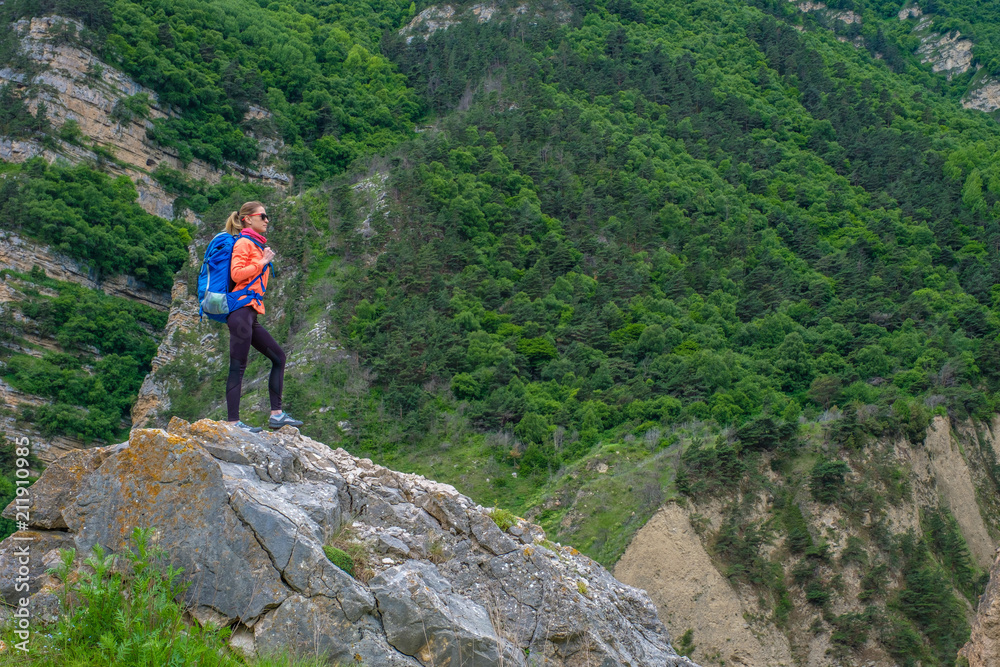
[230,236,270,315]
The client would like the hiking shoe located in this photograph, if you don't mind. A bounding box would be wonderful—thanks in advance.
[233,420,263,434]
[268,411,303,429]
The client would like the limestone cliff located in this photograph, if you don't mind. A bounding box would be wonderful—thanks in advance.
[0,418,699,666]
[962,77,1000,113]
[0,16,217,219]
[0,16,290,217]
[399,2,573,44]
[893,5,1000,112]
[914,22,974,80]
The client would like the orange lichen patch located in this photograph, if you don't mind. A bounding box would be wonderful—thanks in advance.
[129,429,203,459]
[523,547,534,558]
[129,428,164,439]
[167,416,191,435]
[566,547,580,556]
[188,419,232,439]
[86,429,224,544]
[57,448,110,483]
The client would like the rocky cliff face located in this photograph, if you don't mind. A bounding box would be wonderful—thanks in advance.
[0,230,170,310]
[1,418,698,666]
[914,21,974,79]
[616,415,1000,666]
[0,16,291,216]
[962,549,1000,666]
[0,230,173,461]
[893,5,1000,112]
[129,256,203,430]
[0,16,216,219]
[399,2,573,44]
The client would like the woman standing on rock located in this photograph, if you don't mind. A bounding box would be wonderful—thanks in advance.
[224,201,303,433]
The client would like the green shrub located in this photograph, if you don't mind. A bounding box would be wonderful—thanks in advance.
[922,506,981,602]
[810,459,850,503]
[859,563,889,602]
[895,534,971,665]
[805,580,830,606]
[839,536,867,567]
[676,440,747,497]
[21,527,240,666]
[0,159,189,291]
[57,119,83,145]
[323,521,373,583]
[323,545,354,576]
[0,526,348,665]
[109,93,151,124]
[829,609,873,652]
[779,494,813,553]
[792,559,816,585]
[676,629,695,657]
[488,507,517,531]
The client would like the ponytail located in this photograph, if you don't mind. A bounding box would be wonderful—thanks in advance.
[224,201,265,236]
[224,210,241,236]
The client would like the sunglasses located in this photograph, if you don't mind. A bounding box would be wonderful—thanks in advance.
[244,213,269,222]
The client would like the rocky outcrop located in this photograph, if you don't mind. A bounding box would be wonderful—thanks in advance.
[130,268,203,429]
[399,2,572,43]
[921,417,996,568]
[916,28,974,79]
[0,16,290,217]
[830,9,861,24]
[0,16,216,218]
[893,5,1000,114]
[962,549,1000,666]
[400,5,460,44]
[963,77,1000,113]
[785,0,862,36]
[896,8,975,80]
[0,418,698,666]
[0,230,170,310]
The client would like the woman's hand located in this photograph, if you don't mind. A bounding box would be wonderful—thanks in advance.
[262,247,276,264]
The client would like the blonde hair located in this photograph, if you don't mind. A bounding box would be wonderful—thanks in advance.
[225,201,265,235]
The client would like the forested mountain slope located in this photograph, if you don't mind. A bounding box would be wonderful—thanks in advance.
[5,0,1000,664]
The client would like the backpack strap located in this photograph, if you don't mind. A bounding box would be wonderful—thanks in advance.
[242,263,272,304]
[235,235,271,303]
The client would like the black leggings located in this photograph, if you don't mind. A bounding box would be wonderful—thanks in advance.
[226,306,286,421]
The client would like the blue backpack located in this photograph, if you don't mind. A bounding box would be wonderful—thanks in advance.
[197,232,272,322]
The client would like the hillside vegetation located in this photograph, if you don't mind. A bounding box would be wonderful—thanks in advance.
[4,0,1000,663]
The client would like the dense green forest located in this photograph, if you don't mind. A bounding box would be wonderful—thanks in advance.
[0,266,166,442]
[0,160,191,291]
[275,0,1000,662]
[5,0,1000,662]
[1,0,419,176]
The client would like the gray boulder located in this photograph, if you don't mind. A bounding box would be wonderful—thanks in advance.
[0,418,699,666]
[371,559,519,667]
